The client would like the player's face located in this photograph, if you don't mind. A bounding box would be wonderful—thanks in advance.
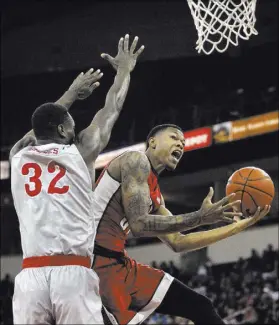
[63,113,76,144]
[154,128,185,171]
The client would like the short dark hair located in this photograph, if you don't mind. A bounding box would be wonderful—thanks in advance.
[146,124,183,148]
[31,102,69,139]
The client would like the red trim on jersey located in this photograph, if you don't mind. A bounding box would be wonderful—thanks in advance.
[22,255,91,269]
[147,170,162,211]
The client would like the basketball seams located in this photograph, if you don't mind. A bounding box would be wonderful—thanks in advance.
[243,190,258,215]
[238,170,270,181]
[239,168,254,215]
[232,189,258,216]
[227,181,274,198]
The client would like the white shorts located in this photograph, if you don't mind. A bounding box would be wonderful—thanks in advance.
[13,265,104,324]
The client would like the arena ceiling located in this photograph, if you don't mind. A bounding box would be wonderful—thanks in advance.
[2,0,277,78]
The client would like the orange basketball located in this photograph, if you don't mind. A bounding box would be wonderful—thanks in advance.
[226,167,275,217]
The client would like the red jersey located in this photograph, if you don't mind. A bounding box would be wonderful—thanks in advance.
[93,152,162,252]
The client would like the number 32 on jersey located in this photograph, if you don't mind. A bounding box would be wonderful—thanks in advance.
[21,161,69,197]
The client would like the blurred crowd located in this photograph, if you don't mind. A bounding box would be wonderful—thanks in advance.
[144,244,278,325]
[0,244,278,324]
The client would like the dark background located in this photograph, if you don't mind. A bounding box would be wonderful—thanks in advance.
[1,0,278,253]
[0,1,278,324]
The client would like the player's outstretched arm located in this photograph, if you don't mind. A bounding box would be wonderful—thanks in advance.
[158,199,270,252]
[121,152,243,238]
[76,34,144,166]
[9,68,102,160]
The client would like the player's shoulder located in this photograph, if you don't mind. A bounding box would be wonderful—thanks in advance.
[120,151,150,177]
[11,145,33,160]
[121,150,149,165]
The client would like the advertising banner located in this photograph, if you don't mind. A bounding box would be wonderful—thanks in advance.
[231,111,279,141]
[183,127,212,151]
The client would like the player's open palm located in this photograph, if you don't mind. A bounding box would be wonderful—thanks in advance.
[69,68,103,100]
[101,34,145,72]
[199,187,243,225]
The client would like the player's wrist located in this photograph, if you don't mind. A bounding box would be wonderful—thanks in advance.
[116,65,131,74]
[235,218,252,232]
[66,87,80,100]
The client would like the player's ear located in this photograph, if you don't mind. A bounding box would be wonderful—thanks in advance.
[149,137,156,149]
[57,124,66,138]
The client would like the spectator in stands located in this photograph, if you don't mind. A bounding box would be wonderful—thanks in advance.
[262,244,277,271]
[248,249,263,272]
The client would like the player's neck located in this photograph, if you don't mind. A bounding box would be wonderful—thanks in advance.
[36,137,68,146]
[145,150,165,175]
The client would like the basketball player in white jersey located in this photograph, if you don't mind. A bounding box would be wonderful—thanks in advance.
[9,34,144,324]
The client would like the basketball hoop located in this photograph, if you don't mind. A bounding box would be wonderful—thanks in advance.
[187,0,258,55]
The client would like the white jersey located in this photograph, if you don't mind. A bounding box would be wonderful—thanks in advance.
[11,143,95,259]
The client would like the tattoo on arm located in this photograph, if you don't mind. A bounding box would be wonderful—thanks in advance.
[121,151,151,222]
[139,212,202,234]
[121,152,203,237]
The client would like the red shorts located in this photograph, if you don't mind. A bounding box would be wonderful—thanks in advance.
[93,254,174,324]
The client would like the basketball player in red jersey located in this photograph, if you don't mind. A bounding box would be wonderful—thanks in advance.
[92,124,270,324]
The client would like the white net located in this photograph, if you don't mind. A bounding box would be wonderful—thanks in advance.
[187,0,258,55]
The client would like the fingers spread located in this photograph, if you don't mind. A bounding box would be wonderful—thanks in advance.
[221,200,241,212]
[223,211,243,217]
[85,68,94,75]
[124,34,129,52]
[90,82,100,90]
[216,193,236,208]
[92,69,103,78]
[130,36,139,54]
[135,45,145,57]
[101,53,114,63]
[118,37,124,52]
[205,187,214,202]
[222,217,236,224]
[77,72,84,78]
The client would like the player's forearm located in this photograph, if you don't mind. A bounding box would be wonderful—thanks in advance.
[55,89,78,110]
[104,67,131,113]
[174,218,252,253]
[132,211,203,237]
[92,68,130,150]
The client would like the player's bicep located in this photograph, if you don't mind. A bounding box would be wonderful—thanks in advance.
[121,175,150,222]
[121,152,151,230]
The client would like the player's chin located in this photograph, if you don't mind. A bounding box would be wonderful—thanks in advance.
[165,161,177,171]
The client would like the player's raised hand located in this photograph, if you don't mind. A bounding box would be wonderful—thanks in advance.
[68,68,103,100]
[198,187,243,225]
[101,34,145,72]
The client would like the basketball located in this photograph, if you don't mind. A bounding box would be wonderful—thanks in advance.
[226,167,275,217]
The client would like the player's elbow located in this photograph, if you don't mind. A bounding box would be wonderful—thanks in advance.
[171,244,182,253]
[169,241,185,253]
[169,238,188,253]
[129,218,146,238]
[129,222,143,238]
